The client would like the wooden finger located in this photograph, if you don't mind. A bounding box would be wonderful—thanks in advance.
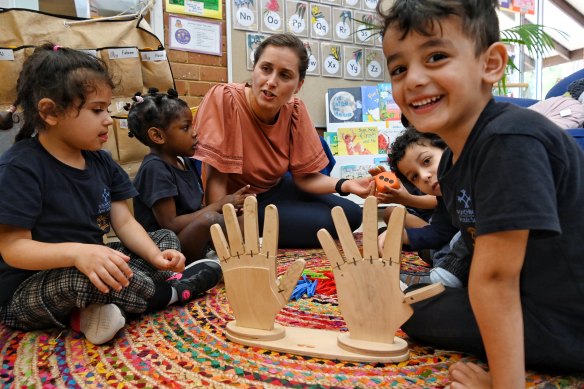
[278,259,306,303]
[210,224,231,262]
[332,206,362,263]
[381,205,406,261]
[262,204,279,259]
[403,283,445,304]
[317,229,345,270]
[223,203,245,257]
[362,196,379,261]
[243,196,260,255]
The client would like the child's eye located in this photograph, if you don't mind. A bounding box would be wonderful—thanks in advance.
[389,65,406,77]
[428,53,447,63]
[410,174,418,182]
[423,157,431,165]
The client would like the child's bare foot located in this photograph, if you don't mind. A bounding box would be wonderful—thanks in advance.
[448,361,492,389]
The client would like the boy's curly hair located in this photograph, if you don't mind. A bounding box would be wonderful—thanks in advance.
[388,127,447,183]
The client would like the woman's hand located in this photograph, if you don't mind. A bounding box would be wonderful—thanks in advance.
[344,176,375,198]
[218,185,255,211]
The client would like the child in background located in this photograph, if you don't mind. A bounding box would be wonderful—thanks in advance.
[374,128,470,288]
[127,89,251,264]
[380,0,584,386]
[0,44,220,346]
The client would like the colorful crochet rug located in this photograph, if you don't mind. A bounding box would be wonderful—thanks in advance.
[1,246,583,388]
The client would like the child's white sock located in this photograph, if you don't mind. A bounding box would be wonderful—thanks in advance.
[79,303,125,345]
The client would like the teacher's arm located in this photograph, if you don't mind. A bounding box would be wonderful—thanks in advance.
[294,173,373,198]
[203,164,231,205]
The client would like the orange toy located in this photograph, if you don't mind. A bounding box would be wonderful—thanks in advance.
[375,171,400,193]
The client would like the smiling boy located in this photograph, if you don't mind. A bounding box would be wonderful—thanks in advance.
[379,0,584,388]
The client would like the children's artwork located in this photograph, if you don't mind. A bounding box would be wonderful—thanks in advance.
[353,11,376,46]
[328,87,362,123]
[260,0,284,33]
[232,0,258,31]
[361,85,380,121]
[340,163,377,179]
[378,83,401,121]
[337,126,378,156]
[310,4,332,40]
[302,39,320,76]
[332,8,353,43]
[246,33,268,70]
[364,48,384,81]
[321,42,342,78]
[285,1,308,37]
[323,131,338,155]
[302,39,321,76]
[343,46,364,80]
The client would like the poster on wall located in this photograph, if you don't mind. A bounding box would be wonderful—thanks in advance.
[285,1,309,37]
[332,8,353,43]
[169,16,222,56]
[364,47,384,81]
[246,33,268,70]
[321,42,343,78]
[165,0,223,20]
[232,0,258,31]
[499,0,535,15]
[260,0,285,34]
[303,39,321,76]
[353,11,376,46]
[310,3,332,40]
[343,46,364,80]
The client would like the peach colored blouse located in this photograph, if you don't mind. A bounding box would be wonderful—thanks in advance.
[193,83,328,194]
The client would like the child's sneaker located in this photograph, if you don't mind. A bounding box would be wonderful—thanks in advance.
[173,259,222,304]
[79,303,125,345]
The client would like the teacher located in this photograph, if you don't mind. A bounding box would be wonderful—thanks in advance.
[194,33,372,247]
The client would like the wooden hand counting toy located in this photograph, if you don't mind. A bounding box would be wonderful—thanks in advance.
[375,171,400,193]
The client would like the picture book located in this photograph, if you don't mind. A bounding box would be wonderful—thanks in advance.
[373,156,390,170]
[377,82,401,121]
[361,85,380,122]
[327,87,363,124]
[336,126,378,156]
[323,131,338,155]
[340,164,376,179]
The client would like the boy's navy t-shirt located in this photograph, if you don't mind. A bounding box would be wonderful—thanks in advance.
[133,154,204,232]
[0,138,137,304]
[439,100,584,349]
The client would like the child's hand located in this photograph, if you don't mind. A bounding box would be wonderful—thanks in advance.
[345,176,375,198]
[149,249,186,272]
[219,185,254,211]
[368,165,387,176]
[73,244,133,294]
[376,181,410,204]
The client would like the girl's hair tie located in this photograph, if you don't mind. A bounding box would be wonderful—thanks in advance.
[135,95,144,104]
[8,105,16,113]
[52,45,62,52]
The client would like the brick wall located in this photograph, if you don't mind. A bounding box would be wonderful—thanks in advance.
[163,4,228,108]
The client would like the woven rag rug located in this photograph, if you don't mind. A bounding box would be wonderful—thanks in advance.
[1,242,583,388]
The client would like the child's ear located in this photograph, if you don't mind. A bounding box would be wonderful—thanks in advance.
[37,98,59,126]
[482,42,508,85]
[147,127,166,145]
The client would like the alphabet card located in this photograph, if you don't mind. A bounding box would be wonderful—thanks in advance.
[342,0,360,10]
[361,0,378,13]
[353,11,376,46]
[260,0,285,33]
[321,42,342,78]
[332,8,353,43]
[232,0,258,31]
[310,3,332,40]
[364,48,384,81]
[343,46,364,80]
[285,1,309,37]
[246,33,268,70]
[302,39,321,76]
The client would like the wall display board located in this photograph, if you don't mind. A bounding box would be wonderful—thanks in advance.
[229,0,389,126]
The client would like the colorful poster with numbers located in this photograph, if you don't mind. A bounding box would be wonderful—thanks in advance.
[364,48,384,81]
[343,46,364,80]
[302,39,320,76]
[246,33,268,70]
[260,0,284,33]
[310,4,332,40]
[332,8,353,43]
[353,11,376,46]
[285,1,308,36]
[321,42,342,78]
[337,126,378,156]
[232,0,258,31]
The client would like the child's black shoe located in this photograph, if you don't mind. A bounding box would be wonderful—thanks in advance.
[173,259,222,304]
